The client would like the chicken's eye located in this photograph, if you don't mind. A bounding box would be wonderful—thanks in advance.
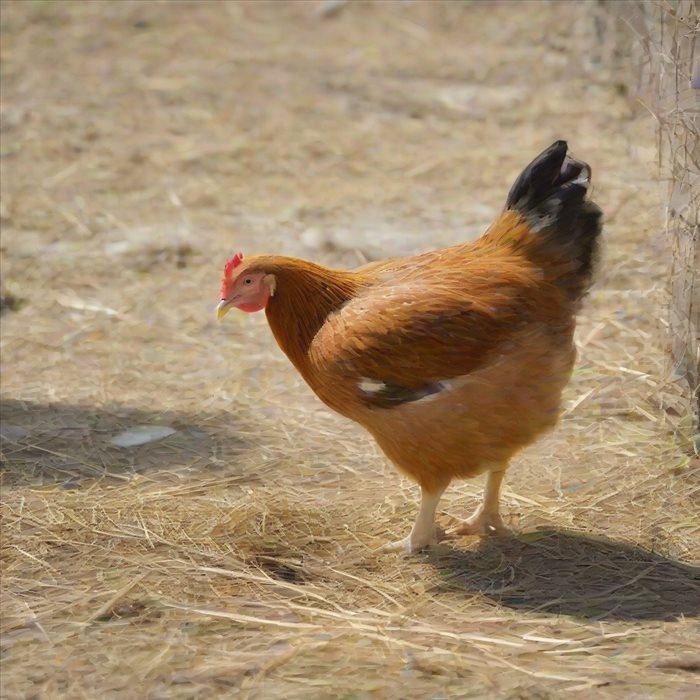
[244,278,252,285]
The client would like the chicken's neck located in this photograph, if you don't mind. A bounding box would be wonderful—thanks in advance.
[263,257,360,375]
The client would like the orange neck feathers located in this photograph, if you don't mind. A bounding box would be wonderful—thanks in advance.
[253,256,361,375]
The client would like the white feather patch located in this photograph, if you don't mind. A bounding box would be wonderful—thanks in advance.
[359,378,387,394]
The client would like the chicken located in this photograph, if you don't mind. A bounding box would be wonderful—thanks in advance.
[216,140,603,553]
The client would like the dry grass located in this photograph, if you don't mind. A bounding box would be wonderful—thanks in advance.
[1,1,699,698]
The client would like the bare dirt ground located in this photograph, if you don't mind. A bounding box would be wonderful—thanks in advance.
[1,1,698,698]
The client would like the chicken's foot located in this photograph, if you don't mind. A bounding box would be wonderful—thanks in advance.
[451,469,511,536]
[383,484,447,554]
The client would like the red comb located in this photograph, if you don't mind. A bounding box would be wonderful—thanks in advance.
[221,252,244,297]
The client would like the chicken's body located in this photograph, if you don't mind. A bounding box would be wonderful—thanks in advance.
[217,141,603,552]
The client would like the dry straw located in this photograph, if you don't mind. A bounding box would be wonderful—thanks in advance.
[1,2,699,698]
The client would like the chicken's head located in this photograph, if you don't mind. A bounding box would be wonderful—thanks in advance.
[216,252,276,318]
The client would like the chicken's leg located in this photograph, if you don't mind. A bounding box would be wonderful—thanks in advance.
[453,469,510,536]
[383,484,447,554]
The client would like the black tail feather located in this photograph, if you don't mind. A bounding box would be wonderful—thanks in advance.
[506,140,603,282]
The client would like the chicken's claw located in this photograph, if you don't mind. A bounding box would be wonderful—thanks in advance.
[382,525,447,555]
[450,507,511,537]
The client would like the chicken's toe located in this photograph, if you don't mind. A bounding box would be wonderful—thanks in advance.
[382,525,446,554]
[382,534,432,554]
[451,507,511,537]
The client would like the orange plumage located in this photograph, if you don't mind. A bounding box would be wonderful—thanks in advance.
[217,141,603,552]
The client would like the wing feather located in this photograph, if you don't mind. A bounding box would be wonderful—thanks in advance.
[311,264,545,407]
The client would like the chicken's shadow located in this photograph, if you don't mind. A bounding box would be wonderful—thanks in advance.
[429,529,700,621]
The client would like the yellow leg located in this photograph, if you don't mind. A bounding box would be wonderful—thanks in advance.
[453,469,510,536]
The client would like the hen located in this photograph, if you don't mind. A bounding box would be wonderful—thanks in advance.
[217,141,603,553]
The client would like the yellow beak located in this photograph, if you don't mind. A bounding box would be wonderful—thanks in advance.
[216,299,232,321]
